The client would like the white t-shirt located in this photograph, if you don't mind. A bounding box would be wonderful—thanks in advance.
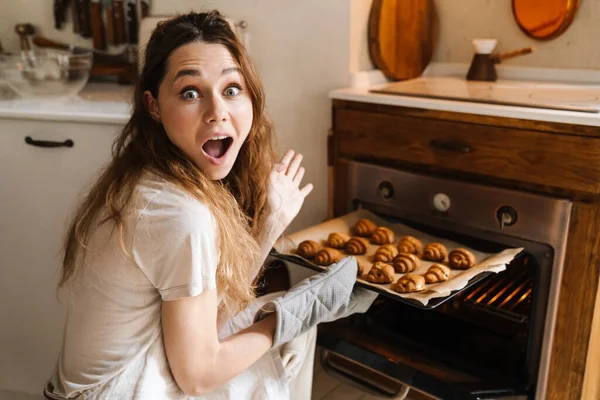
[45,172,220,399]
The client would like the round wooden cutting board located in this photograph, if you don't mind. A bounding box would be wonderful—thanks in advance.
[368,0,435,81]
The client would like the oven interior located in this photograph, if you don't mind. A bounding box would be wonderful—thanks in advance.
[316,210,554,400]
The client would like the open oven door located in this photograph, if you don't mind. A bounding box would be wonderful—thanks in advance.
[316,313,531,400]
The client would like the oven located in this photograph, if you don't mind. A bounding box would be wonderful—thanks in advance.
[276,159,571,400]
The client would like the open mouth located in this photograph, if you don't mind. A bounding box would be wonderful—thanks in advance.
[202,136,233,160]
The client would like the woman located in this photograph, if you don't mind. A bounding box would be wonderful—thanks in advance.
[44,10,374,400]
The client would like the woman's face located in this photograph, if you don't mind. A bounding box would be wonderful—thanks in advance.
[145,42,253,180]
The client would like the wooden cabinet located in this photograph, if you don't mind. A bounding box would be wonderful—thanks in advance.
[330,99,600,400]
[334,106,600,198]
[0,118,120,394]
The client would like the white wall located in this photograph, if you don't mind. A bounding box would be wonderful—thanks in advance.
[0,0,359,234]
[432,0,600,70]
[343,0,600,72]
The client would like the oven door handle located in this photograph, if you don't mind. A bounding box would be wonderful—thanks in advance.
[319,349,412,399]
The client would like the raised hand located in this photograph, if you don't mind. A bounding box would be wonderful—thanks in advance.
[266,149,313,233]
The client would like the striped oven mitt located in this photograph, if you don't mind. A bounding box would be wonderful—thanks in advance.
[254,256,378,348]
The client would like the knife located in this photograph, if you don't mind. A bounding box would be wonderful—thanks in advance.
[78,0,92,38]
[141,0,149,18]
[90,0,106,49]
[53,0,67,29]
[113,0,126,45]
[126,0,138,44]
[104,0,115,45]
[70,0,80,33]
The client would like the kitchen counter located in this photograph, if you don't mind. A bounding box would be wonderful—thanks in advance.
[331,66,600,128]
[0,83,132,125]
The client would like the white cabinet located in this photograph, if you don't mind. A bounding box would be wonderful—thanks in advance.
[0,118,120,395]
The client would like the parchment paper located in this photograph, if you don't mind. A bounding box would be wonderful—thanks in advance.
[273,209,524,306]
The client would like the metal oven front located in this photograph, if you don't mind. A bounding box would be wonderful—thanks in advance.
[274,160,571,400]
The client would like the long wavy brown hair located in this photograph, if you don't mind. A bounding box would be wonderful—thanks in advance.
[60,11,275,311]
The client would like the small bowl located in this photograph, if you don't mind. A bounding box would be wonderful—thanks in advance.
[0,50,93,99]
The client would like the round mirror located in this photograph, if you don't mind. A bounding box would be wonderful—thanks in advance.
[512,0,580,40]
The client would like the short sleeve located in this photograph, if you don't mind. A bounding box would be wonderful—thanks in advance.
[131,188,219,301]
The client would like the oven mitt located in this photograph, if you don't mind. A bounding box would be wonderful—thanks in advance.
[254,256,378,348]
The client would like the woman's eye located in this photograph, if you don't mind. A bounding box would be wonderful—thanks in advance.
[181,89,200,100]
[224,85,241,97]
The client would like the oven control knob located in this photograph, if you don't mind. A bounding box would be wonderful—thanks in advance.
[433,193,451,212]
[378,181,394,200]
[497,206,518,229]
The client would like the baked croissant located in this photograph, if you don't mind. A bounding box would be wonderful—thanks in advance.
[345,237,369,255]
[392,252,421,273]
[397,236,423,255]
[392,274,426,293]
[373,244,399,263]
[422,242,448,262]
[353,218,378,237]
[296,240,321,259]
[448,248,476,269]
[424,264,451,283]
[357,259,372,278]
[366,261,395,284]
[370,226,395,245]
[326,232,351,249]
[314,248,343,266]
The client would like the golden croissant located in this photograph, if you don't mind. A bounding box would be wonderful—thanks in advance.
[397,236,423,255]
[392,274,426,293]
[345,237,369,255]
[366,261,395,284]
[448,248,476,269]
[357,259,372,278]
[370,226,395,245]
[373,244,399,263]
[296,240,321,259]
[424,264,451,283]
[326,232,351,249]
[422,242,448,262]
[392,252,420,273]
[314,248,343,266]
[353,218,378,237]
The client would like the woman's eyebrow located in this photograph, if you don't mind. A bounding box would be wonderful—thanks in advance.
[172,67,240,84]
[172,69,201,83]
[222,67,240,75]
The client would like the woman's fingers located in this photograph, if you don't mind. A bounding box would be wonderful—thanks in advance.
[299,183,314,197]
[286,153,303,178]
[293,167,305,185]
[274,163,287,173]
[279,149,295,167]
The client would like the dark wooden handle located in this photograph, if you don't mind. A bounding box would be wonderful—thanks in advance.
[78,0,92,38]
[113,0,126,45]
[126,1,138,44]
[70,0,80,33]
[32,36,69,51]
[53,0,67,29]
[90,2,107,50]
[429,139,472,153]
[105,3,116,45]
[25,136,74,148]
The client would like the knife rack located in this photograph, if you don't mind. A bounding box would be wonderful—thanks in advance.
[49,0,147,84]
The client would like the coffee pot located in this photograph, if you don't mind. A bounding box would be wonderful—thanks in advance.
[466,39,535,82]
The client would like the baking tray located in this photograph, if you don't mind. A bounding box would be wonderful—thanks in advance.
[269,250,499,310]
[270,209,524,310]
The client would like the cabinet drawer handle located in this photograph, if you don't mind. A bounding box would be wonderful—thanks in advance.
[429,139,471,153]
[25,136,74,148]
